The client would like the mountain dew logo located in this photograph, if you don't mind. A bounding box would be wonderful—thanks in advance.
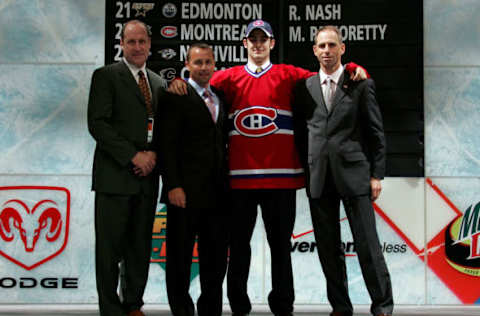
[151,205,200,280]
[445,201,480,276]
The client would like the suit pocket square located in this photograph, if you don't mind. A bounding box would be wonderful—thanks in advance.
[343,151,366,162]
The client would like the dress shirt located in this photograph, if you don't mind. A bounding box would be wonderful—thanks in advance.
[246,60,272,74]
[319,64,344,104]
[123,57,151,92]
[188,78,219,121]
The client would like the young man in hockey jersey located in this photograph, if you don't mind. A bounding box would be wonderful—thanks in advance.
[169,20,367,316]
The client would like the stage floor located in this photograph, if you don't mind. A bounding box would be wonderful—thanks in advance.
[2,305,480,316]
[3,312,480,316]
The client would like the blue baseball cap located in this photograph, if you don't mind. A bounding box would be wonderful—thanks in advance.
[244,20,274,38]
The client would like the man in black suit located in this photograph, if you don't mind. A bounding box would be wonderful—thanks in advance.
[88,20,167,316]
[292,26,393,316]
[159,43,229,316]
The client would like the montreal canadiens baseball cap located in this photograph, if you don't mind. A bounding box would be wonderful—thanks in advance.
[244,19,274,38]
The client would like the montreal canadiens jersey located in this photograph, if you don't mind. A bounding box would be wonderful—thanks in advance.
[210,63,315,189]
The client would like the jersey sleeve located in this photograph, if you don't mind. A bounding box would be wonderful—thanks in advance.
[210,68,230,91]
[345,62,371,78]
[289,65,317,82]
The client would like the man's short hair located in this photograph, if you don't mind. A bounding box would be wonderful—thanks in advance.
[314,25,343,45]
[120,20,151,39]
[186,43,214,61]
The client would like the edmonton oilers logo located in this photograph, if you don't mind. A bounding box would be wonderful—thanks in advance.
[445,201,480,276]
[233,106,278,137]
[162,3,177,18]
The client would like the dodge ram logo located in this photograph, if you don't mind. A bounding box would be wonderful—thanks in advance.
[0,186,70,270]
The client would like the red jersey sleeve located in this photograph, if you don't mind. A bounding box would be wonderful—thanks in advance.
[345,62,371,78]
[287,65,317,82]
[210,69,230,91]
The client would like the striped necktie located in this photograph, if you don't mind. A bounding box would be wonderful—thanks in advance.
[138,70,153,116]
[203,90,217,122]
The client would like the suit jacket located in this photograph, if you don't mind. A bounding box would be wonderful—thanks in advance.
[293,70,386,198]
[159,83,229,209]
[88,61,167,196]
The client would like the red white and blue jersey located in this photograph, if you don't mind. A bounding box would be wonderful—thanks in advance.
[210,63,315,189]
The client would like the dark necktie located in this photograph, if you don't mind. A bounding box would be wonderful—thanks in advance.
[324,77,335,112]
[138,70,153,116]
[203,90,217,122]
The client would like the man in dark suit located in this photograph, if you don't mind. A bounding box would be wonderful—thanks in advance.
[292,26,393,316]
[87,20,167,316]
[159,43,229,316]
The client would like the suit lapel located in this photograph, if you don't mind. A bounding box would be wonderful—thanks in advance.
[306,75,328,115]
[118,61,145,105]
[147,68,163,113]
[211,86,224,126]
[188,84,216,126]
[329,71,348,116]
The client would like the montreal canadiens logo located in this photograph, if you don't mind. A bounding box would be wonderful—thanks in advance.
[233,106,278,137]
[161,26,177,38]
[253,20,264,27]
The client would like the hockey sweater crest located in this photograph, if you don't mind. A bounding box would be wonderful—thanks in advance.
[210,64,315,189]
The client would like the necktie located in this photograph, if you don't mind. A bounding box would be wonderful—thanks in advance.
[138,70,153,116]
[255,67,262,74]
[203,90,217,122]
[324,77,335,112]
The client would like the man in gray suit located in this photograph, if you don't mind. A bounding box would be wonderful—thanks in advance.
[292,26,393,316]
[88,20,167,316]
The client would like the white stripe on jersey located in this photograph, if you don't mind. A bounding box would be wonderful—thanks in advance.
[229,168,304,175]
[228,108,292,119]
[229,129,294,136]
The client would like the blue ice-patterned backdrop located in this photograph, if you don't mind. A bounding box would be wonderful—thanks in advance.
[0,0,480,309]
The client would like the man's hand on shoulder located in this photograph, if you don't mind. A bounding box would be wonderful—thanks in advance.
[345,62,370,81]
[168,187,186,208]
[131,151,156,176]
[167,78,188,95]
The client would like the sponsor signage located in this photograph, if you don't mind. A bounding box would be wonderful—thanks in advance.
[425,179,480,303]
[151,205,200,281]
[0,186,70,270]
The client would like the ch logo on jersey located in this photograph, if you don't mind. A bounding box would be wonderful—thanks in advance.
[233,106,278,137]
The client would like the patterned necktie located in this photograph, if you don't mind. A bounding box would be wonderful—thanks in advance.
[138,70,153,116]
[203,90,217,122]
[324,77,335,112]
[255,67,263,74]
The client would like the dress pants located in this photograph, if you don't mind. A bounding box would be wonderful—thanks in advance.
[227,189,296,315]
[95,191,157,316]
[308,169,393,316]
[166,204,229,316]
